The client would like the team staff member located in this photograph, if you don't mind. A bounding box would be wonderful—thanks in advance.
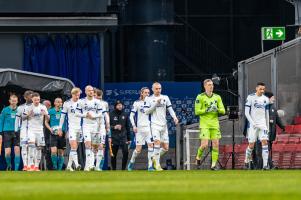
[0,94,20,171]
[110,100,131,170]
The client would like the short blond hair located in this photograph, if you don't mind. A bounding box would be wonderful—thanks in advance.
[203,79,213,86]
[71,87,82,95]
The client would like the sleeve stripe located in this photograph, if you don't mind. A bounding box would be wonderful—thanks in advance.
[61,112,67,114]
[131,111,137,114]
[167,105,172,108]
[245,105,251,107]
[76,108,82,111]
[144,106,150,108]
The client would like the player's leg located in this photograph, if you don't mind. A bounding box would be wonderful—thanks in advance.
[20,129,29,170]
[95,132,105,171]
[66,129,80,170]
[3,132,13,170]
[57,132,66,170]
[91,132,99,169]
[260,130,269,170]
[152,125,163,171]
[128,131,144,171]
[50,134,58,170]
[245,127,257,168]
[83,127,93,171]
[13,131,21,171]
[196,128,210,164]
[210,129,222,170]
[27,130,36,171]
[121,142,129,170]
[160,126,169,157]
[0,134,2,156]
[34,132,45,171]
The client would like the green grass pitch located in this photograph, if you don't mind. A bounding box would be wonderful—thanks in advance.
[0,170,300,200]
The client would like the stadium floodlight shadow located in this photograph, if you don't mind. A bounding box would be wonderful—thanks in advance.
[223,106,239,170]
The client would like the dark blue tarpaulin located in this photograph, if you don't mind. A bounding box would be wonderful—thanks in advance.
[23,34,101,90]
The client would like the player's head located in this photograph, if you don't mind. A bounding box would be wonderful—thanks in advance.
[43,100,51,110]
[264,91,274,104]
[71,87,81,101]
[152,82,161,96]
[140,87,150,100]
[203,79,214,93]
[23,90,33,103]
[256,82,265,96]
[114,100,123,112]
[32,92,40,106]
[85,85,94,98]
[94,88,103,100]
[54,97,63,108]
[9,94,18,107]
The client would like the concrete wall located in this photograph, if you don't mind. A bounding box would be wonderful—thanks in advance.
[0,34,23,69]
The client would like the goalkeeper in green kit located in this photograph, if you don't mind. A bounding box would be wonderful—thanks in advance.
[194,79,225,170]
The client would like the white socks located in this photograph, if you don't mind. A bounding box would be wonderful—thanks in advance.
[262,145,269,168]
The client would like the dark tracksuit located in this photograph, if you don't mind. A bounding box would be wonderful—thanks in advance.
[109,109,131,170]
[255,104,285,168]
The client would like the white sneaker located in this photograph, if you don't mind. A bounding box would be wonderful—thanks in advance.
[95,166,102,171]
[66,166,74,171]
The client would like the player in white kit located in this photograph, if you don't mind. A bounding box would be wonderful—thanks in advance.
[93,88,110,171]
[244,82,270,170]
[23,92,49,171]
[128,87,155,171]
[144,82,178,171]
[58,87,82,171]
[15,90,33,171]
[75,85,103,171]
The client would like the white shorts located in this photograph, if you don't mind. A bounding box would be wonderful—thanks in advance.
[28,129,45,147]
[151,124,169,143]
[91,132,106,145]
[82,124,98,142]
[68,128,83,143]
[247,126,269,143]
[20,128,28,146]
[135,126,152,146]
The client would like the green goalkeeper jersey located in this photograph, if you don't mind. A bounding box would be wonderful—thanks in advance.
[194,92,225,129]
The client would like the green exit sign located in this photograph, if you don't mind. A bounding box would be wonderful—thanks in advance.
[261,27,286,41]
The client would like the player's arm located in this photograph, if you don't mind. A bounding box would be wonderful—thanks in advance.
[59,102,67,130]
[129,102,137,130]
[244,96,255,126]
[217,95,226,115]
[143,97,158,115]
[0,109,5,133]
[125,115,131,143]
[92,103,104,119]
[75,100,87,118]
[14,107,21,132]
[44,113,53,133]
[166,96,178,125]
[265,103,270,132]
[194,95,206,116]
[21,107,31,120]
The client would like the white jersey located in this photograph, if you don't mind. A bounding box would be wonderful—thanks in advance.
[15,103,31,132]
[98,100,109,130]
[60,99,81,130]
[245,93,269,130]
[144,94,176,127]
[130,99,150,128]
[76,97,103,126]
[24,103,48,132]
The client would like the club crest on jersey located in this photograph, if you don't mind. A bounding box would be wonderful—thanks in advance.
[122,116,125,119]
[254,103,265,109]
[114,116,118,121]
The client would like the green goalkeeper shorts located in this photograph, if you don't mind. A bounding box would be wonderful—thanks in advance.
[199,128,221,140]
